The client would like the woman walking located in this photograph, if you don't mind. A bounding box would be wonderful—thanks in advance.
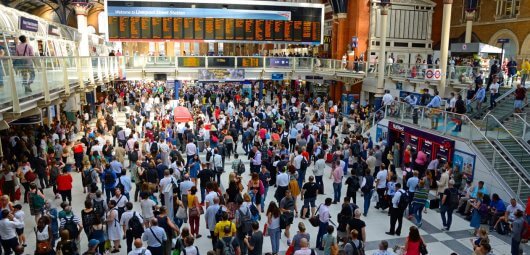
[187,186,202,238]
[401,226,425,255]
[267,201,281,255]
[56,168,73,204]
[105,200,122,253]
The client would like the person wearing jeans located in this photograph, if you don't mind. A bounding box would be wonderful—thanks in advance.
[331,162,343,204]
[361,169,375,217]
[314,154,326,194]
[411,181,428,227]
[440,180,458,231]
[266,201,281,254]
[316,198,331,250]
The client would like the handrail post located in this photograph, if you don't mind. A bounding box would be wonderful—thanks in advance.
[7,59,20,114]
[492,150,496,166]
[77,57,84,89]
[420,108,425,128]
[400,103,404,122]
[443,112,448,135]
[41,58,50,102]
[62,58,69,95]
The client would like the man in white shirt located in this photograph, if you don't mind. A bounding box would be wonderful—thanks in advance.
[316,198,332,250]
[382,90,394,106]
[121,202,144,253]
[448,92,457,112]
[375,166,388,210]
[204,183,219,209]
[386,183,406,236]
[489,76,500,109]
[495,198,524,229]
[274,167,290,203]
[0,209,25,253]
[185,141,197,167]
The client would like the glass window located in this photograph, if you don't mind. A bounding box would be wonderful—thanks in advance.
[497,0,520,19]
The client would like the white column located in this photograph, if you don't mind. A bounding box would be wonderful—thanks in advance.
[376,6,390,104]
[438,0,453,97]
[72,3,92,57]
[465,10,475,43]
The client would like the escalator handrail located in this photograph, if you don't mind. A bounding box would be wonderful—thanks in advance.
[485,114,530,158]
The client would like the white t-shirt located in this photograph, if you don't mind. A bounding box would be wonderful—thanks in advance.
[376,170,388,189]
[205,191,218,206]
[382,93,394,106]
[140,199,156,219]
[490,82,500,94]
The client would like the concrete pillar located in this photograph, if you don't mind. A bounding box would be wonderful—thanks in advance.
[465,10,475,43]
[72,3,93,57]
[438,0,453,97]
[375,6,389,109]
[336,13,348,60]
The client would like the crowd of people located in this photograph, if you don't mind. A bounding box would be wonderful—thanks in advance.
[0,78,527,255]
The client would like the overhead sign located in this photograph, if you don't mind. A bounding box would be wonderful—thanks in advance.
[268,57,290,68]
[10,114,42,125]
[198,69,245,81]
[19,17,38,32]
[48,24,60,36]
[271,73,284,80]
[497,38,510,44]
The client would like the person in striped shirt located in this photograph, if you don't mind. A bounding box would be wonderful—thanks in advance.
[411,180,429,228]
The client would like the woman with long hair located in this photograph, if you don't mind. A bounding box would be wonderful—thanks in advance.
[470,192,484,235]
[187,186,202,238]
[247,172,263,207]
[402,226,425,255]
[34,216,54,255]
[267,201,281,255]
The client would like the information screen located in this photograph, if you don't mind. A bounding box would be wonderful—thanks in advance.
[239,57,263,68]
[204,18,215,40]
[107,0,324,44]
[178,57,206,67]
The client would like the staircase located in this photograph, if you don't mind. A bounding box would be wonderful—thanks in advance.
[469,86,513,120]
[473,140,530,200]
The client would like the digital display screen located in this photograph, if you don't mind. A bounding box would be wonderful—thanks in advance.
[107,1,323,44]
[239,57,263,68]
[178,57,206,67]
[208,57,235,68]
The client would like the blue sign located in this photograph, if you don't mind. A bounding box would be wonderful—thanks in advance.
[269,58,290,68]
[19,17,38,32]
[107,6,291,20]
[271,73,284,80]
[497,38,510,44]
[351,36,358,48]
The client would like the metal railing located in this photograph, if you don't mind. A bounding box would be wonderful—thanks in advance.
[511,113,530,145]
[374,101,530,203]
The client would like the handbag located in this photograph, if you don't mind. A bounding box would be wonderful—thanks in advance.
[263,223,269,236]
[419,240,428,255]
[309,204,322,227]
[285,244,294,255]
[189,207,199,218]
[175,206,187,219]
[36,241,51,253]
[104,240,112,250]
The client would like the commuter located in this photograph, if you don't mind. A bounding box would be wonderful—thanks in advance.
[128,239,152,255]
[266,202,281,255]
[373,240,395,255]
[361,169,374,217]
[316,198,332,250]
[400,226,425,255]
[440,180,458,231]
[510,210,525,255]
[142,218,167,255]
[386,183,406,236]
[514,83,527,113]
[15,35,35,93]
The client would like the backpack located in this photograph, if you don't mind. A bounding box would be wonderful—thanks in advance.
[93,199,105,219]
[25,170,37,182]
[116,177,125,193]
[219,237,236,255]
[63,216,79,239]
[128,212,145,237]
[129,150,139,162]
[347,240,365,255]
[249,203,261,221]
[150,142,158,154]
[60,240,77,255]
[300,157,309,171]
[352,143,361,157]
[397,191,409,210]
[237,160,245,175]
[347,176,360,194]
[206,148,213,161]
[215,206,224,223]
[448,188,459,209]
[237,207,253,234]
[104,170,115,185]
[83,169,95,186]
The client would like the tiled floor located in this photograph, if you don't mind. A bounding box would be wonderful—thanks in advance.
[17,108,526,255]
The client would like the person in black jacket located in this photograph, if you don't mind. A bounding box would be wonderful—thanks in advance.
[454,95,467,132]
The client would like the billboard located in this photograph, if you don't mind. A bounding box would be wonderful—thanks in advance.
[198,69,245,81]
[106,0,324,44]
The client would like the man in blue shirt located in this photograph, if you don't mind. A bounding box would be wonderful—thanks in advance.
[488,193,506,230]
[465,181,488,214]
[473,83,486,114]
[427,91,442,129]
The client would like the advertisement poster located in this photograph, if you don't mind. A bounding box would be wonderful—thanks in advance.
[198,69,245,81]
[453,149,476,180]
[376,124,388,142]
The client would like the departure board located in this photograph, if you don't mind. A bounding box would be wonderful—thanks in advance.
[234,20,244,40]
[140,17,151,39]
[239,57,263,68]
[225,19,234,40]
[130,17,141,39]
[178,57,206,67]
[152,18,162,39]
[214,19,225,40]
[293,21,302,42]
[264,20,274,41]
[173,18,183,39]
[284,21,292,41]
[107,0,324,44]
[162,18,173,39]
[194,18,204,40]
[119,17,130,39]
[245,20,255,41]
[302,21,312,41]
[255,20,264,41]
[274,21,284,41]
[204,18,214,40]
[183,18,193,39]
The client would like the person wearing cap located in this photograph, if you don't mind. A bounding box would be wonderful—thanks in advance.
[128,238,152,255]
[82,239,100,255]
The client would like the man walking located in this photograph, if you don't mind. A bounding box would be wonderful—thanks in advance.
[440,180,458,231]
[386,183,406,236]
[316,198,332,250]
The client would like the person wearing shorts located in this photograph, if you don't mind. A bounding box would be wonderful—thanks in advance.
[301,176,319,219]
[514,84,527,113]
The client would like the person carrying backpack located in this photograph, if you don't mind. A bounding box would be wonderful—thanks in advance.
[120,202,144,253]
[216,225,240,255]
[235,199,253,254]
[101,165,117,203]
[386,183,407,236]
[440,179,459,231]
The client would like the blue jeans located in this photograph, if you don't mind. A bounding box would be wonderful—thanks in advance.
[269,227,281,253]
[333,183,342,203]
[343,158,349,175]
[512,238,521,255]
[297,170,306,189]
[315,175,324,194]
[363,190,373,216]
[200,186,206,203]
[440,205,454,230]
[261,186,269,211]
[316,221,329,249]
[413,203,425,224]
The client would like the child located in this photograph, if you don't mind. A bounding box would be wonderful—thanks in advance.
[13,204,26,247]
[322,225,336,255]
